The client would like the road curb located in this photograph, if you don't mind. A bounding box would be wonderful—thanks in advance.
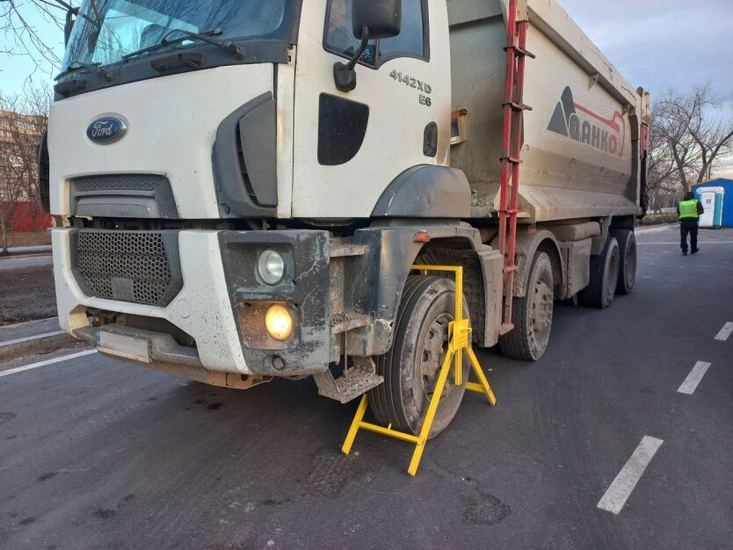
[0,320,78,362]
[0,253,53,261]
[636,224,675,234]
[0,332,78,362]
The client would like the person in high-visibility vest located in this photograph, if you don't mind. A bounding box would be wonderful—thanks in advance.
[677,191,704,256]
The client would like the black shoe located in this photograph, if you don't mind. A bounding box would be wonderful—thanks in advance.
[682,250,688,256]
[691,248,699,255]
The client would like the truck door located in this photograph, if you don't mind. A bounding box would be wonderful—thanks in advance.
[291,0,450,219]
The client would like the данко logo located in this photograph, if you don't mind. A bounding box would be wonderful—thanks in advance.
[547,87,625,157]
[86,116,127,145]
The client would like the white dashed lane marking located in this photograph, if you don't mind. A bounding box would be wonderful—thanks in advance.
[597,436,664,515]
[714,322,733,342]
[677,361,712,395]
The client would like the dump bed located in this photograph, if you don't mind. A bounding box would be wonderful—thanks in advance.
[448,0,651,223]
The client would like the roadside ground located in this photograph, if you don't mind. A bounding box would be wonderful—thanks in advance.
[0,264,56,325]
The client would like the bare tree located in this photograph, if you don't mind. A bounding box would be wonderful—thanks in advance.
[651,84,733,195]
[0,0,67,78]
[0,81,50,255]
[646,97,686,212]
[685,86,733,184]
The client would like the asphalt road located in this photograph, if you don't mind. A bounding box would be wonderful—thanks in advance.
[1,225,731,549]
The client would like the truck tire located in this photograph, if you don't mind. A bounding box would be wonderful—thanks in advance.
[368,275,470,438]
[613,230,636,295]
[499,251,554,361]
[580,236,619,309]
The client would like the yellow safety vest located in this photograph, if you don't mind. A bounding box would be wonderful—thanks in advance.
[679,199,699,220]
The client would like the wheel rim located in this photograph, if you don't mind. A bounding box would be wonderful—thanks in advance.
[529,276,553,355]
[420,313,454,404]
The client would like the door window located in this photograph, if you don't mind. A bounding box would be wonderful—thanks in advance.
[324,0,428,67]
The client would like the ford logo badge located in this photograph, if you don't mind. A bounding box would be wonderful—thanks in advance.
[86,116,127,144]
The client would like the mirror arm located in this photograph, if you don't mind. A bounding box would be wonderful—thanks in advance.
[64,7,79,46]
[333,27,370,93]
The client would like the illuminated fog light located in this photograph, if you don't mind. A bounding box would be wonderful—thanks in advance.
[258,249,285,285]
[264,304,293,341]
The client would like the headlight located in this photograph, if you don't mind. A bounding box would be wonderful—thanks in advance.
[264,304,293,341]
[258,249,285,285]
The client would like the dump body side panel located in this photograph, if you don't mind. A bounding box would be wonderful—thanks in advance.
[448,0,645,223]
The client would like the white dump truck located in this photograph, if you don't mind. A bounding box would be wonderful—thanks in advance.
[42,0,650,436]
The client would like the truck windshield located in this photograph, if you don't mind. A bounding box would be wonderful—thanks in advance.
[62,0,291,70]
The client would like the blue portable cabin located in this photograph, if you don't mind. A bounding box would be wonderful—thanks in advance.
[692,178,733,228]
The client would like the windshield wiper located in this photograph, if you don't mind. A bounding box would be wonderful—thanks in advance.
[122,28,222,61]
[123,28,243,62]
[55,61,112,81]
[162,29,244,58]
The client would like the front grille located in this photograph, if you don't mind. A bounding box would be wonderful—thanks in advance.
[73,174,166,192]
[71,230,183,307]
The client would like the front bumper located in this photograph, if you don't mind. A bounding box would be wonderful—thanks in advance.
[52,228,330,376]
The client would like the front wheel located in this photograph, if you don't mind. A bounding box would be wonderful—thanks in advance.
[369,275,470,438]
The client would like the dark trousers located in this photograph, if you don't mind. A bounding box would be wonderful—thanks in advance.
[680,221,698,252]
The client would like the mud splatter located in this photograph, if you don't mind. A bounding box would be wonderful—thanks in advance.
[461,492,511,526]
[92,508,116,520]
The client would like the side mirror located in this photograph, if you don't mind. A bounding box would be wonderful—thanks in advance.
[352,0,402,40]
[333,0,402,93]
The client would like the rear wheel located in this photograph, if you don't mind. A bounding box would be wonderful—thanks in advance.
[499,251,554,361]
[580,236,619,309]
[369,276,469,438]
[613,230,637,295]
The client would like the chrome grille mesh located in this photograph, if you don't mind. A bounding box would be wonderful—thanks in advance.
[72,230,182,307]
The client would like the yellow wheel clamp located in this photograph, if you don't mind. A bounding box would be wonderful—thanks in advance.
[341,264,497,476]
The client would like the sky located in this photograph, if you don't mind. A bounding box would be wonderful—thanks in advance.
[561,0,733,101]
[1,0,732,174]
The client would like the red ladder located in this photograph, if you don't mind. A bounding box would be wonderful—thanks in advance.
[498,0,533,334]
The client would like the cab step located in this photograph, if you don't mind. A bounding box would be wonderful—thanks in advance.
[313,357,383,404]
[330,242,367,258]
[330,312,371,334]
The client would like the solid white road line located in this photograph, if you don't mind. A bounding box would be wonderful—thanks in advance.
[677,361,712,395]
[714,322,733,342]
[637,241,733,245]
[597,436,664,515]
[0,349,97,379]
[0,330,65,348]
